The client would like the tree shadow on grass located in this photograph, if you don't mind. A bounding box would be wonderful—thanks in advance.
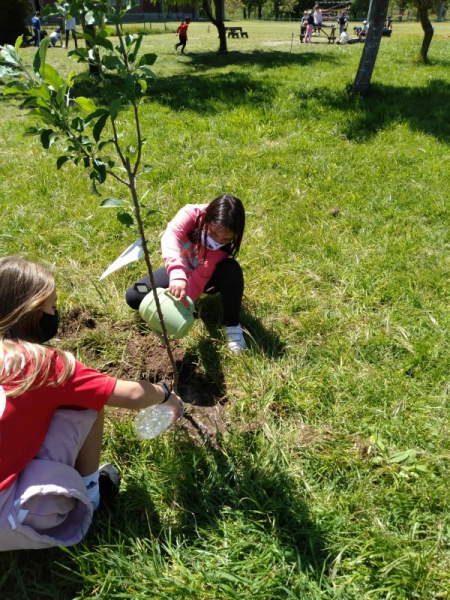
[71,49,337,115]
[294,78,450,146]
[183,48,340,72]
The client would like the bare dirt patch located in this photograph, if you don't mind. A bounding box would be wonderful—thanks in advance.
[60,307,229,445]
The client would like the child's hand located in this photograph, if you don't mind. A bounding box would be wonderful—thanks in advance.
[165,392,184,423]
[169,279,187,301]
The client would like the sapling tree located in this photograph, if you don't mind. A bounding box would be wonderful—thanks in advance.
[0,0,181,391]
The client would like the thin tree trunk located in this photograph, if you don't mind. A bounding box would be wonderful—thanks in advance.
[202,0,227,51]
[417,2,434,63]
[350,0,390,95]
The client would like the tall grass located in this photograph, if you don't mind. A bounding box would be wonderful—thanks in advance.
[1,21,450,599]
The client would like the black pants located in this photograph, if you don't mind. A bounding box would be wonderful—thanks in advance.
[125,259,244,327]
[65,29,78,48]
[175,34,187,52]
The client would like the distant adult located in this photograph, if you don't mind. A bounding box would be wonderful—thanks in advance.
[31,12,41,47]
[313,3,323,27]
[63,3,78,49]
[338,12,347,35]
[337,27,349,45]
[175,17,190,54]
[304,11,315,43]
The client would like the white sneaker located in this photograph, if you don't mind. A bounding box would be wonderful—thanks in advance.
[224,324,246,354]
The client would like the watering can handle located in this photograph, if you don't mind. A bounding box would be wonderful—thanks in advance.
[166,292,195,313]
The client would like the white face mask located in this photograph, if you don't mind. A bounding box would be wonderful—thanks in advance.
[201,231,228,251]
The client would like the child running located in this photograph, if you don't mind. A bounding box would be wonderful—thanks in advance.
[125,194,247,354]
[0,256,183,551]
[175,17,190,53]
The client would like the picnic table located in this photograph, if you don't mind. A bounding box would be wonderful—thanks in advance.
[300,24,336,44]
[225,26,248,38]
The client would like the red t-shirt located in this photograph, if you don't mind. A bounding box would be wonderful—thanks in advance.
[0,349,117,492]
[177,22,189,37]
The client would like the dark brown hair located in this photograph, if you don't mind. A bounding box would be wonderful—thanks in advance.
[189,194,245,260]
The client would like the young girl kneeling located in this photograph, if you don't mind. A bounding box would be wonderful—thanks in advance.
[125,194,246,354]
[0,256,183,551]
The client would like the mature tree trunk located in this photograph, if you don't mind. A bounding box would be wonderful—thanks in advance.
[0,0,29,45]
[202,0,227,51]
[437,1,445,21]
[416,0,434,62]
[350,0,390,96]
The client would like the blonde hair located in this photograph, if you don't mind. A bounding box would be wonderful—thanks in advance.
[0,256,75,397]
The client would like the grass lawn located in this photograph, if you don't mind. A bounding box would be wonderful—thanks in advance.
[1,19,450,599]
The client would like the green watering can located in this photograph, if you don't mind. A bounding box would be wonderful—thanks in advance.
[139,288,195,343]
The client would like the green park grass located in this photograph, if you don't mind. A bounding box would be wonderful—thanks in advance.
[1,19,450,599]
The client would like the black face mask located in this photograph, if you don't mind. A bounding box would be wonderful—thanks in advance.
[38,310,59,343]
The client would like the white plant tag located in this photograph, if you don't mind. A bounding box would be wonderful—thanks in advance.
[100,238,143,280]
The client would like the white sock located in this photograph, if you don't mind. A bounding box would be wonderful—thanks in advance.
[82,470,100,510]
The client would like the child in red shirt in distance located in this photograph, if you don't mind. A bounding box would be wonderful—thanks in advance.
[0,256,183,551]
[175,17,190,53]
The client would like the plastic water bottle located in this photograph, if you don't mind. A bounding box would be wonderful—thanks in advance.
[133,402,183,440]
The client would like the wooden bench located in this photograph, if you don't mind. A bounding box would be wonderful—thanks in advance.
[299,25,336,44]
[225,26,248,39]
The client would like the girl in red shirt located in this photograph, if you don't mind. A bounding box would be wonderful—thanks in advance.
[175,17,190,53]
[0,256,183,551]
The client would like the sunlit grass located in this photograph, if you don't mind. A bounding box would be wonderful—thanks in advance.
[1,20,450,599]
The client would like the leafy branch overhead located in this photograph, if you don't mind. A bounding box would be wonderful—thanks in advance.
[0,0,181,390]
[0,0,156,205]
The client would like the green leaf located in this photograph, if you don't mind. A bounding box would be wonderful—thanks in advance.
[68,48,90,61]
[84,108,109,126]
[90,179,100,196]
[142,165,154,173]
[117,212,134,226]
[137,53,157,67]
[98,139,114,150]
[93,161,107,184]
[0,66,19,78]
[137,79,147,93]
[100,198,125,208]
[138,66,156,80]
[102,55,125,70]
[1,45,20,66]
[91,36,114,52]
[38,36,51,76]
[56,84,67,107]
[75,96,98,113]
[109,98,121,121]
[67,70,76,88]
[3,81,30,94]
[33,48,41,74]
[41,64,64,91]
[28,107,57,125]
[40,128,55,149]
[388,449,417,464]
[14,36,23,54]
[93,113,109,142]
[56,155,71,170]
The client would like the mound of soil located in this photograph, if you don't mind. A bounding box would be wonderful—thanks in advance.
[60,307,229,444]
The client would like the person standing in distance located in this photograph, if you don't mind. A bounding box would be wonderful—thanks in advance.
[31,12,41,47]
[63,2,78,49]
[175,17,190,54]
